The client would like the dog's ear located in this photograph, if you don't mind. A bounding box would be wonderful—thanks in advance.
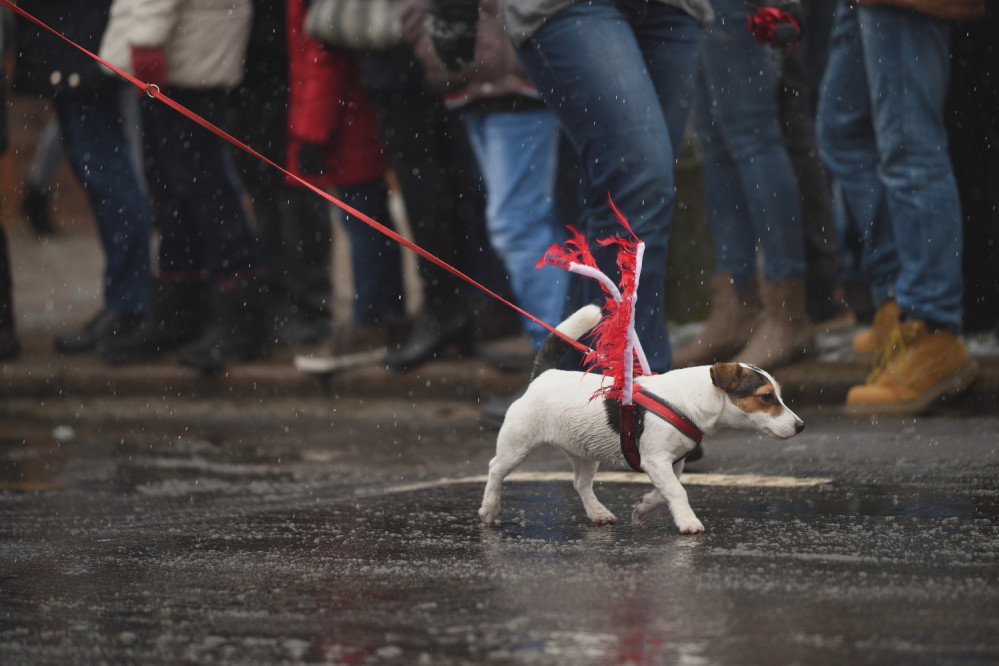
[709,362,743,390]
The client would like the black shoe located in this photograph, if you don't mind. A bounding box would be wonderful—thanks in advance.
[21,187,56,236]
[177,276,268,372]
[97,277,208,365]
[384,310,473,372]
[0,329,21,361]
[55,309,143,353]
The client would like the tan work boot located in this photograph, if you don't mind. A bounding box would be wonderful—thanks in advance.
[672,273,759,368]
[852,299,899,361]
[735,276,815,370]
[845,320,979,416]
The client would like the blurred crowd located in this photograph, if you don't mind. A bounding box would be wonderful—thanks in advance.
[0,0,996,420]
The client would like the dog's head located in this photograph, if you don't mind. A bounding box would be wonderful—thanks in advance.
[709,362,804,439]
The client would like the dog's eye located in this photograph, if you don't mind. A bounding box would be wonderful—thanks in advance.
[759,393,776,404]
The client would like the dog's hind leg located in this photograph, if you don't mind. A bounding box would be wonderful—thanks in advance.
[632,460,686,524]
[478,424,537,525]
[642,458,704,534]
[566,454,616,525]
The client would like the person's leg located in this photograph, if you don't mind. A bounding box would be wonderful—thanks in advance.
[369,90,479,369]
[517,0,701,372]
[462,108,566,349]
[817,1,898,310]
[56,89,152,316]
[337,177,406,327]
[369,91,468,318]
[21,118,63,235]
[692,59,758,295]
[832,5,976,414]
[780,38,847,325]
[697,0,805,283]
[144,88,261,281]
[142,88,265,370]
[858,5,962,332]
[0,221,18,360]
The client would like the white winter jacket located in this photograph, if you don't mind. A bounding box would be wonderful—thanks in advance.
[99,0,252,90]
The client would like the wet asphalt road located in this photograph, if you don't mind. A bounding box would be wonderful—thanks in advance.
[1,396,998,665]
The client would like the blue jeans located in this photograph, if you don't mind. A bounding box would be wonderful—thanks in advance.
[694,0,805,290]
[462,108,567,348]
[338,178,406,326]
[56,84,151,313]
[817,2,962,331]
[516,0,701,372]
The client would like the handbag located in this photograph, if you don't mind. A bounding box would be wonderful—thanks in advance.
[304,0,404,50]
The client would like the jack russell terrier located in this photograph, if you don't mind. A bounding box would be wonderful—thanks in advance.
[478,305,805,534]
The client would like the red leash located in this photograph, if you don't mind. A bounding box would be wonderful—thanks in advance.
[1,0,589,358]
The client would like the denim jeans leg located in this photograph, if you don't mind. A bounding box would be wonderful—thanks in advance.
[816,1,898,309]
[518,0,701,371]
[56,86,151,313]
[338,178,406,326]
[462,109,567,348]
[857,5,962,330]
[693,38,765,292]
[695,0,806,283]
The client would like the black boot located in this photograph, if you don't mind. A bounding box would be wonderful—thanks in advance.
[97,277,208,364]
[384,309,474,372]
[177,275,268,372]
[55,308,144,353]
[21,185,56,236]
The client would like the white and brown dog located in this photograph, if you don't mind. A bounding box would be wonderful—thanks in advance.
[478,305,805,534]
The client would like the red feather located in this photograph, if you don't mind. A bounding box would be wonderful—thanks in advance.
[537,226,597,271]
[539,195,650,402]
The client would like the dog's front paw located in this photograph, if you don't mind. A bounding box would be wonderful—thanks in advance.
[586,507,617,526]
[478,505,499,525]
[677,518,705,534]
[591,513,617,526]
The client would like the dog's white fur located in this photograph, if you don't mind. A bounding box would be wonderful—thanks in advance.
[478,305,805,534]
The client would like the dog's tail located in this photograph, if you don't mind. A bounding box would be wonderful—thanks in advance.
[530,304,602,380]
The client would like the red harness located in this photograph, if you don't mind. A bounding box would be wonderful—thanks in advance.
[619,387,703,473]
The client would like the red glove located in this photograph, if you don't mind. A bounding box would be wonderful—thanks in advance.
[131,45,167,88]
[746,1,803,49]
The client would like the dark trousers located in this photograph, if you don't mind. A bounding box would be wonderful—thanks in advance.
[367,90,488,316]
[141,88,260,280]
[0,223,12,331]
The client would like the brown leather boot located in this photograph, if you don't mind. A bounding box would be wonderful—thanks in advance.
[852,299,899,362]
[735,276,814,370]
[846,320,979,416]
[672,273,759,368]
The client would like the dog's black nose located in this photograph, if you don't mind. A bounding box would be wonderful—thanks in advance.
[795,420,805,434]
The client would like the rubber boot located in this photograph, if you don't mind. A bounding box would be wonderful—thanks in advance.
[177,274,268,372]
[735,276,815,370]
[98,276,207,365]
[672,273,760,368]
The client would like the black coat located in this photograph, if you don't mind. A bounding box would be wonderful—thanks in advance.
[12,0,115,100]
